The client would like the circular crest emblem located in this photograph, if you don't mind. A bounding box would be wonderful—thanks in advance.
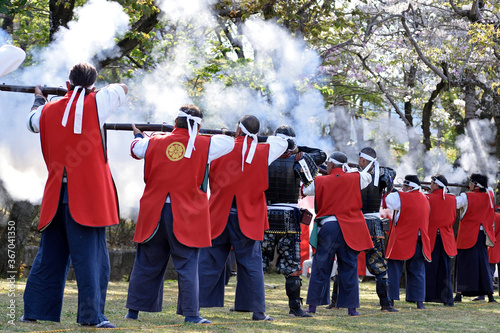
[166,142,185,161]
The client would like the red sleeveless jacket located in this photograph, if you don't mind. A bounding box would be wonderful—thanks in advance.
[427,189,457,257]
[456,191,495,249]
[133,128,212,247]
[314,169,373,251]
[385,190,431,261]
[209,136,270,241]
[38,91,119,230]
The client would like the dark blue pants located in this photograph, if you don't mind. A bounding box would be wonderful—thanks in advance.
[306,221,360,308]
[126,203,201,317]
[455,232,493,296]
[23,184,110,324]
[388,240,426,302]
[425,234,453,304]
[199,210,266,312]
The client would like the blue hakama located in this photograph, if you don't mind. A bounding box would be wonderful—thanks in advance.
[23,184,110,324]
[199,209,266,312]
[306,221,360,308]
[388,239,426,302]
[454,232,493,296]
[126,203,201,317]
[425,234,454,304]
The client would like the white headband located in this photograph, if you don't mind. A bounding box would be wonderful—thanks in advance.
[276,133,297,151]
[472,181,485,188]
[62,86,87,134]
[433,178,447,199]
[239,122,258,171]
[178,110,202,158]
[328,157,352,172]
[403,179,421,191]
[359,152,380,186]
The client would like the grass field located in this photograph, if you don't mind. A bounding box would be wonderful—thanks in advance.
[1,274,499,332]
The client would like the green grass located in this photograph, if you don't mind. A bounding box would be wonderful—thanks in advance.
[1,274,500,332]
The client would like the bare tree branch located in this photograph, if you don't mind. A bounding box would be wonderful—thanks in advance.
[400,7,449,82]
[449,0,482,22]
[319,38,354,60]
[356,53,412,128]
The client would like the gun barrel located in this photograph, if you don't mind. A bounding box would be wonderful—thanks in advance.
[104,123,175,132]
[104,122,269,142]
[0,83,67,96]
[420,181,468,188]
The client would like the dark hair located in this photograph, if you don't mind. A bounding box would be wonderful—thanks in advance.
[470,173,488,191]
[275,124,296,137]
[329,151,347,166]
[360,147,376,159]
[68,62,97,89]
[239,115,260,134]
[175,104,203,129]
[431,174,448,188]
[404,174,421,187]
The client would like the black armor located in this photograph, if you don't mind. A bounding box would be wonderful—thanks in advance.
[266,147,327,205]
[293,152,319,187]
[361,166,396,213]
[266,156,301,204]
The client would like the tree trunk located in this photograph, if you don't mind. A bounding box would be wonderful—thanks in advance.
[422,63,448,151]
[49,0,76,41]
[0,199,38,278]
[463,72,477,124]
[404,65,417,127]
[1,14,13,32]
[422,80,447,151]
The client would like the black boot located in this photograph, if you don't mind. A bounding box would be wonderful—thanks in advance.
[488,293,498,303]
[377,278,398,312]
[286,276,312,317]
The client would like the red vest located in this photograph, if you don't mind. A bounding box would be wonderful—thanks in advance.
[427,190,457,257]
[315,169,373,251]
[38,91,119,230]
[488,213,500,263]
[133,128,211,246]
[456,191,495,249]
[385,191,431,260]
[209,136,270,241]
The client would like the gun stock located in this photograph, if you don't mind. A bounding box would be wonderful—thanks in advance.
[0,84,67,96]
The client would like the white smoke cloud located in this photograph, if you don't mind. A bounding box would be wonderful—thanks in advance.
[456,119,497,182]
[352,114,497,192]
[158,0,218,25]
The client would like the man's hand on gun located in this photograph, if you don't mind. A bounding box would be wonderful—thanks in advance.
[31,84,48,111]
[131,124,143,137]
